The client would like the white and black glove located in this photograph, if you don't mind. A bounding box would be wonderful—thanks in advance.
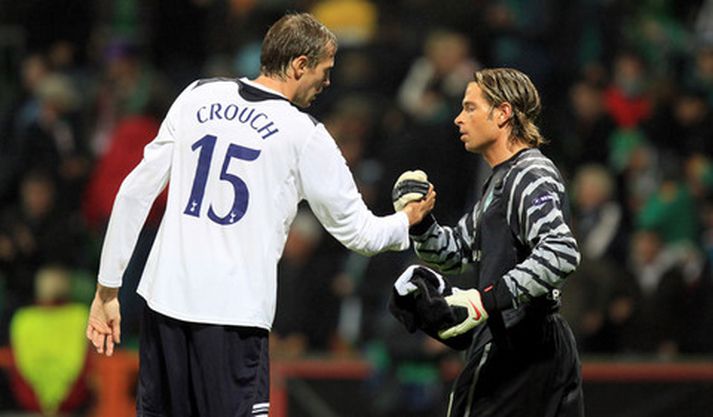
[392,170,430,211]
[438,288,489,339]
[393,264,448,296]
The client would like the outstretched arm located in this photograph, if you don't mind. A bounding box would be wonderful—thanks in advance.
[86,284,121,356]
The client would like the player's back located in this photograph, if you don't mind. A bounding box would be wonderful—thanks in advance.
[137,78,320,329]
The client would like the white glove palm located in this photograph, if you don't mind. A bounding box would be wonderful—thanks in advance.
[438,288,489,339]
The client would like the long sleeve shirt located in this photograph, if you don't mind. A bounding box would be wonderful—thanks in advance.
[411,148,580,323]
[98,78,409,329]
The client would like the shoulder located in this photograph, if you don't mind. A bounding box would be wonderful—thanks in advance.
[170,78,238,106]
[504,149,563,189]
[502,149,567,213]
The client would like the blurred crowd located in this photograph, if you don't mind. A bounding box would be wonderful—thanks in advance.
[1,0,713,415]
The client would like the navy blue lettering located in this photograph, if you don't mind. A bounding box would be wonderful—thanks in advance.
[196,106,208,123]
[238,107,255,123]
[258,121,279,139]
[210,103,223,120]
[195,103,279,140]
[250,113,268,129]
[224,104,239,120]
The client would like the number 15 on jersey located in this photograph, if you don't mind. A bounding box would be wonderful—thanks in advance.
[183,134,261,225]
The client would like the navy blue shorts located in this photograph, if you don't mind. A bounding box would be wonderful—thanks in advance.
[137,303,270,417]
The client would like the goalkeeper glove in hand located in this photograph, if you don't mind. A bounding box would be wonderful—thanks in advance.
[438,288,489,339]
[394,264,448,296]
[392,170,430,211]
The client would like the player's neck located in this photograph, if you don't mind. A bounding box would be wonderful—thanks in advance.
[483,136,530,167]
[252,75,297,102]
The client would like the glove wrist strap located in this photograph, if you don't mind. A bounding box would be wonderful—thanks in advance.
[409,213,436,236]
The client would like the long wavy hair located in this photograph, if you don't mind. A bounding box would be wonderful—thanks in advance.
[474,68,547,147]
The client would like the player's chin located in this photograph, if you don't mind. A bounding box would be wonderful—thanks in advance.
[463,141,478,152]
[294,98,311,108]
[297,94,319,108]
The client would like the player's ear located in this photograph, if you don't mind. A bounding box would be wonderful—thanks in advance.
[497,102,513,128]
[290,55,309,80]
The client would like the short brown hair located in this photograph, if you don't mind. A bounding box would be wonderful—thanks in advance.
[260,13,338,79]
[474,68,546,147]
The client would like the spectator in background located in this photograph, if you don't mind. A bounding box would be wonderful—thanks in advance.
[552,78,616,175]
[622,2,692,81]
[620,229,707,357]
[82,116,164,233]
[636,170,699,245]
[321,96,381,349]
[479,0,558,87]
[0,171,87,344]
[682,45,713,106]
[604,51,653,129]
[671,87,713,156]
[0,53,50,207]
[645,84,713,159]
[397,29,478,125]
[8,265,91,415]
[324,96,382,207]
[10,54,50,138]
[271,207,330,355]
[695,0,713,46]
[614,134,660,215]
[15,73,89,209]
[88,39,171,157]
[573,164,629,264]
[563,164,633,352]
[46,40,89,92]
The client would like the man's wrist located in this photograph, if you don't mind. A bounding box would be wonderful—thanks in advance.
[481,280,514,314]
[96,284,120,301]
[409,213,436,236]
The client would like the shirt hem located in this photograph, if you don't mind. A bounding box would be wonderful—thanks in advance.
[137,290,273,330]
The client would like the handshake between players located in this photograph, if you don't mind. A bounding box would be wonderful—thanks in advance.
[391,170,489,341]
[392,169,437,226]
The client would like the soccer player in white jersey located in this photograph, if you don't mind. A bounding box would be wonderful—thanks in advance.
[85,13,435,417]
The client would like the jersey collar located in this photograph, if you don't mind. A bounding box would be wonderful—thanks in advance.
[238,77,289,103]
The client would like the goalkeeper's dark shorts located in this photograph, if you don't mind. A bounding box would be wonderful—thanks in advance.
[136,302,270,417]
[447,313,584,417]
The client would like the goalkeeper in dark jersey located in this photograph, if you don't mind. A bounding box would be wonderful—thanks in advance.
[391,68,584,417]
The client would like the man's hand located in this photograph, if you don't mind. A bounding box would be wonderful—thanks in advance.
[401,187,436,225]
[86,284,121,356]
[438,288,489,339]
[392,170,430,211]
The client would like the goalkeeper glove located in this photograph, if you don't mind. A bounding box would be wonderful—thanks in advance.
[392,170,430,211]
[438,288,489,339]
[393,264,448,296]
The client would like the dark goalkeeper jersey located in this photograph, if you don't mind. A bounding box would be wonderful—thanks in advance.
[411,148,580,347]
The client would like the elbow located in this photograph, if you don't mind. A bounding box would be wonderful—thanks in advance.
[344,234,387,256]
[337,227,379,256]
[574,248,582,270]
[560,247,581,277]
[570,239,582,271]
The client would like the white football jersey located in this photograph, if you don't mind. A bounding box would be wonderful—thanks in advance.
[98,78,410,329]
